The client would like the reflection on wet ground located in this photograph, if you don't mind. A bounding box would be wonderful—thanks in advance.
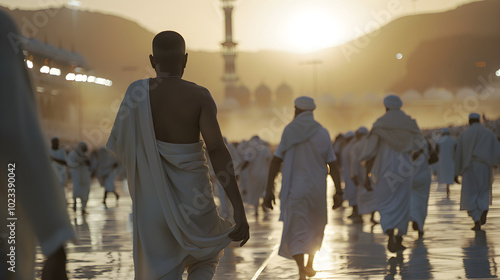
[36,175,500,279]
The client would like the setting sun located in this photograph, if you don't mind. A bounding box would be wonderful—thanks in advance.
[284,8,349,53]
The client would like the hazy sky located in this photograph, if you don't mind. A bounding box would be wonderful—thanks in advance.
[2,0,478,53]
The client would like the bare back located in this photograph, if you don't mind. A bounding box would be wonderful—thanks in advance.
[149,77,215,144]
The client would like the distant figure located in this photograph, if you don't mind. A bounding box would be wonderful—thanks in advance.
[360,95,425,253]
[106,31,249,279]
[349,127,378,223]
[240,136,272,216]
[341,130,361,222]
[0,10,75,280]
[410,139,437,238]
[206,137,240,220]
[264,96,341,280]
[436,128,457,197]
[96,146,119,206]
[236,140,250,200]
[454,113,500,231]
[68,142,91,214]
[50,137,68,194]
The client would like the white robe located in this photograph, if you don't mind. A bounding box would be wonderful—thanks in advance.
[67,145,91,206]
[243,139,272,207]
[0,10,75,280]
[455,123,500,221]
[360,109,424,235]
[350,137,377,215]
[96,147,117,192]
[50,148,67,190]
[106,79,233,279]
[436,135,457,184]
[410,147,432,231]
[275,112,335,259]
[341,140,357,206]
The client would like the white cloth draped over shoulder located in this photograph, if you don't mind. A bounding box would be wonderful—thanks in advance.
[106,79,233,279]
[455,123,500,221]
[0,10,75,279]
[274,111,335,259]
[360,109,424,235]
[436,135,457,184]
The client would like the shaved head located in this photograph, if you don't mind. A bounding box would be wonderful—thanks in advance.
[153,31,185,59]
[150,31,188,75]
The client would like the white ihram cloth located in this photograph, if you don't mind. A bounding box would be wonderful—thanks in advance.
[243,139,272,207]
[341,139,358,206]
[437,135,457,184]
[68,142,91,208]
[410,146,432,231]
[0,10,75,279]
[361,109,425,235]
[349,136,377,215]
[455,123,500,222]
[50,148,67,190]
[96,146,117,192]
[274,111,335,259]
[106,79,233,279]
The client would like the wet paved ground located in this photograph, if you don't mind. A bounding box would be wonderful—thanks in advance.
[36,174,500,279]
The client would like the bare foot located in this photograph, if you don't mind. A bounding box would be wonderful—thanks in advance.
[304,266,317,277]
[298,268,307,280]
[471,221,481,231]
[480,211,488,225]
[387,235,397,253]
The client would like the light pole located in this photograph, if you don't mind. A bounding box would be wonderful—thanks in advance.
[300,59,322,99]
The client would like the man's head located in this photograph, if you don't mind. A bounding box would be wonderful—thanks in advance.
[355,127,368,140]
[51,137,59,150]
[383,95,403,111]
[294,96,316,118]
[344,131,355,144]
[149,31,188,76]
[469,112,480,125]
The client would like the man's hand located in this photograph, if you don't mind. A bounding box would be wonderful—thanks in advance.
[228,210,250,247]
[454,176,461,184]
[263,191,276,210]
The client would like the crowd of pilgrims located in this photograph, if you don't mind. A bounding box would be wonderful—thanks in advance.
[51,115,500,241]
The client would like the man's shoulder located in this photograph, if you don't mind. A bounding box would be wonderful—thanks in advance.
[180,79,210,91]
[314,126,331,139]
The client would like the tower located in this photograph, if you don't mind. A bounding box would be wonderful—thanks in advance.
[221,0,238,103]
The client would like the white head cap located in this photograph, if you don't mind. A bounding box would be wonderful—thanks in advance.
[344,131,355,138]
[383,94,403,110]
[294,96,316,111]
[469,112,480,120]
[356,126,369,135]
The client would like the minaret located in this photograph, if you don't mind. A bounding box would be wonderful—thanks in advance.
[221,0,238,102]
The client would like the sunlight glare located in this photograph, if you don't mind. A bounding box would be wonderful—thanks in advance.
[284,9,344,53]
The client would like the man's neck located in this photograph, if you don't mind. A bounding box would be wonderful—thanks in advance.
[156,71,181,78]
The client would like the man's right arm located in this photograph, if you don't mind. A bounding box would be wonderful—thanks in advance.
[263,156,282,209]
[199,90,249,247]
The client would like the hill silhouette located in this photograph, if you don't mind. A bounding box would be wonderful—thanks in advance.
[2,0,500,101]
